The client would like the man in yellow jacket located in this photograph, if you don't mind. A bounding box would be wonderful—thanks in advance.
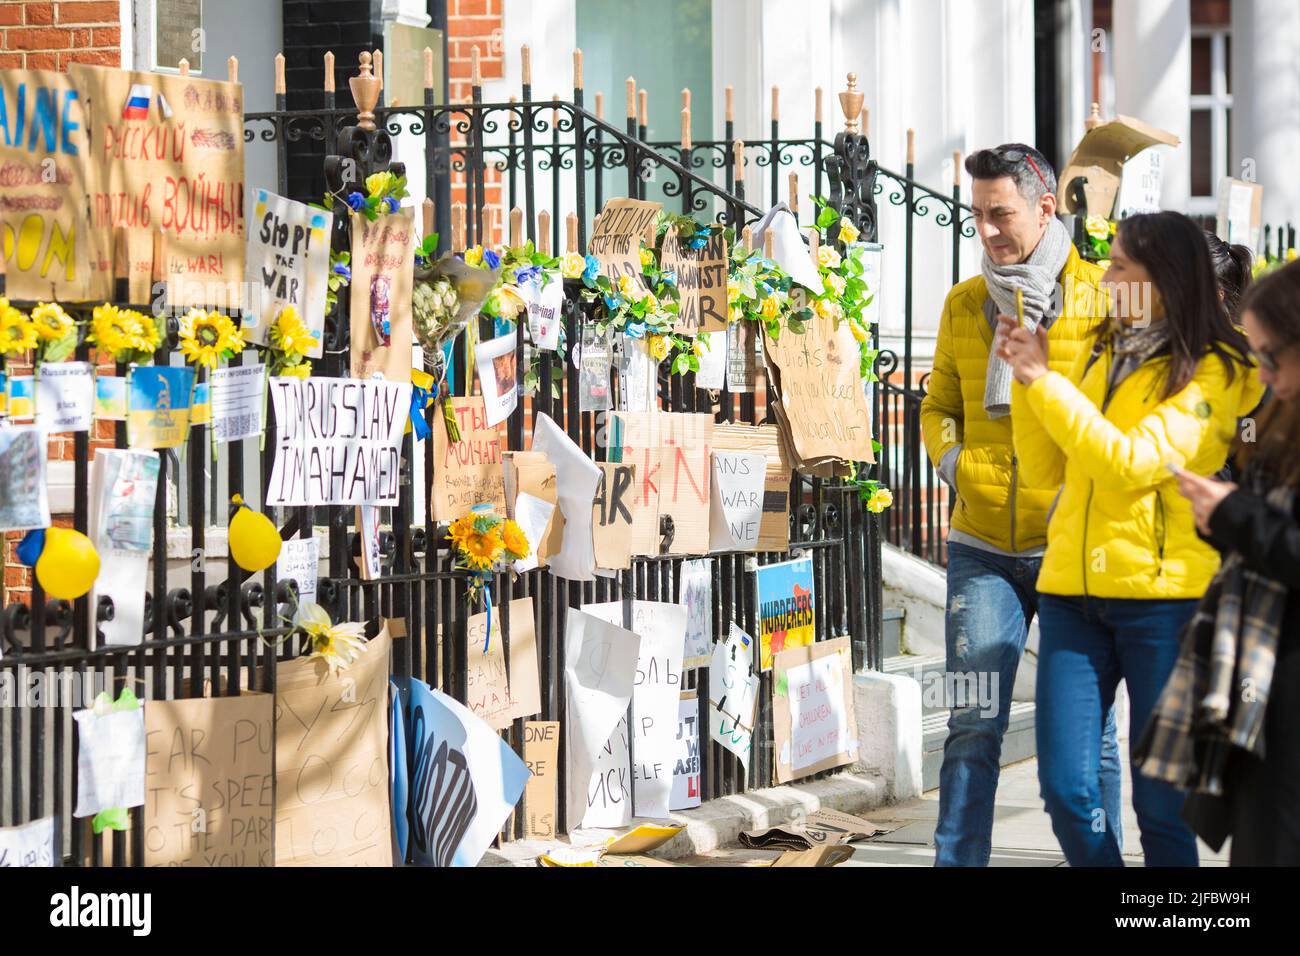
[919,144,1113,866]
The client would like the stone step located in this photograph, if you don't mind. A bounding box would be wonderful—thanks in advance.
[921,700,1038,792]
[882,606,905,659]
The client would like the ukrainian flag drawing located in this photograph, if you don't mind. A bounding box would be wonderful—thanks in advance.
[122,83,153,120]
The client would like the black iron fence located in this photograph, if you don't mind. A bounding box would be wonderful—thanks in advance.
[0,56,899,865]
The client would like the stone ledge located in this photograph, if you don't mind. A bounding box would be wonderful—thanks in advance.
[479,770,889,867]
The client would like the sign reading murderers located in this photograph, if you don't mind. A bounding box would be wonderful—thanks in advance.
[144,692,275,867]
[756,555,817,671]
[267,376,409,506]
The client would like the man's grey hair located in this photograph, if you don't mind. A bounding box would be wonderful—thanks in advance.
[964,144,1057,204]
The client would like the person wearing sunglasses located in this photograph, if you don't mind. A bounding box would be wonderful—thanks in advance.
[920,143,1114,866]
[1143,259,1300,866]
[997,211,1264,866]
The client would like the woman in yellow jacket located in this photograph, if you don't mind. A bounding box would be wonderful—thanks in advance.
[996,211,1264,866]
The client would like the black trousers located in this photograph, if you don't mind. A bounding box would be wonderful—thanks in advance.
[1227,641,1300,866]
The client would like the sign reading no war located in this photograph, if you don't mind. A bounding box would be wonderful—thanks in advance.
[267,376,410,506]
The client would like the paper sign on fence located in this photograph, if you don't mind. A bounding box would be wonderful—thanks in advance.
[523,275,564,350]
[74,706,145,818]
[0,426,51,532]
[89,449,159,648]
[349,209,414,383]
[277,537,320,607]
[474,331,519,427]
[0,817,55,868]
[210,364,266,443]
[708,623,759,771]
[679,559,712,669]
[756,555,817,671]
[530,413,601,581]
[671,693,702,811]
[244,190,331,357]
[710,451,766,552]
[35,362,94,433]
[772,637,858,783]
[431,395,507,520]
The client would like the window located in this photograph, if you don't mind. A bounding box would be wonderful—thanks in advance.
[153,0,204,73]
[1188,22,1232,213]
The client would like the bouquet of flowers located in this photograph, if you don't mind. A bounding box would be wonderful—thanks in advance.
[447,512,532,609]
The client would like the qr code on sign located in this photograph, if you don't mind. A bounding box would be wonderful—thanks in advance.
[218,414,259,440]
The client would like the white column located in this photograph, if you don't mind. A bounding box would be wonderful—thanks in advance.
[1232,0,1300,229]
[1112,0,1191,211]
[381,0,433,213]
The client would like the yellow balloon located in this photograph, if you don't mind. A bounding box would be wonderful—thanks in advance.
[35,527,101,600]
[229,496,282,572]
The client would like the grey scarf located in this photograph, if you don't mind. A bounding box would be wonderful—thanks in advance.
[981,217,1073,418]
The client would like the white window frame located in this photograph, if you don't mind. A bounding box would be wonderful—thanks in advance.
[130,0,206,75]
[1188,24,1232,214]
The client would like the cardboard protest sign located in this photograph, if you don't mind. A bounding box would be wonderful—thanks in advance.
[763,311,874,468]
[405,678,530,867]
[587,197,661,291]
[474,331,518,427]
[523,721,560,839]
[0,427,50,532]
[1217,177,1264,254]
[70,64,246,308]
[714,423,793,552]
[710,451,766,552]
[563,609,640,831]
[708,623,759,771]
[592,461,636,570]
[772,637,858,783]
[505,449,560,568]
[531,413,601,581]
[267,376,409,506]
[678,558,713,669]
[88,449,159,648]
[127,365,195,450]
[431,395,507,520]
[349,208,414,383]
[610,411,712,556]
[0,817,55,868]
[1056,114,1180,218]
[244,189,331,357]
[34,361,94,433]
[275,625,393,867]
[607,412,662,557]
[465,597,541,730]
[584,600,688,819]
[756,555,816,671]
[144,692,274,866]
[0,70,110,301]
[662,226,728,334]
[671,692,702,811]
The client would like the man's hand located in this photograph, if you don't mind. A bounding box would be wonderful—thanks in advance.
[994,313,1050,385]
[1172,467,1236,535]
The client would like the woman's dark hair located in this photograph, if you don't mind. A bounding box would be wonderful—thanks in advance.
[1111,212,1254,399]
[1236,260,1300,485]
[1203,230,1254,321]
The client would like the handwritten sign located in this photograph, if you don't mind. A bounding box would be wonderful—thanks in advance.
[144,692,274,866]
[431,395,507,520]
[245,190,331,357]
[772,636,858,783]
[34,361,94,433]
[763,312,874,467]
[714,423,792,552]
[671,693,702,810]
[209,363,265,443]
[275,625,393,867]
[708,623,759,771]
[593,461,636,570]
[349,209,414,383]
[584,600,687,818]
[465,597,541,730]
[588,197,661,291]
[71,63,245,308]
[709,451,766,552]
[277,537,320,607]
[0,70,109,301]
[610,411,712,556]
[662,227,728,334]
[267,376,408,506]
[523,721,561,839]
[0,817,55,868]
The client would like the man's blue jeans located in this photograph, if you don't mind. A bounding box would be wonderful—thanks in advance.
[1037,594,1200,867]
[933,542,1122,866]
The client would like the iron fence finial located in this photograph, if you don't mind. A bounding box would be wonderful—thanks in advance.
[351,51,380,131]
[839,73,864,134]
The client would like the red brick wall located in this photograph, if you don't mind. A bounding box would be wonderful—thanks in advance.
[0,1,121,71]
[448,0,505,246]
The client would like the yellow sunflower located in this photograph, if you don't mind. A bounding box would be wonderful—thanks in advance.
[461,528,504,570]
[126,310,162,353]
[448,514,478,548]
[179,309,244,369]
[269,305,313,358]
[0,299,37,356]
[89,304,138,356]
[501,520,530,559]
[30,302,73,342]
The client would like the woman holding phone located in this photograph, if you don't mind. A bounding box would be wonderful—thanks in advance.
[996,212,1263,866]
[1143,259,1300,866]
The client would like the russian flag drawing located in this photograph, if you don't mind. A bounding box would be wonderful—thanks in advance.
[122,83,153,119]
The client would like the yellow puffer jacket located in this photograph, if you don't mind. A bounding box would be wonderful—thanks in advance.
[921,246,1107,552]
[1012,335,1265,598]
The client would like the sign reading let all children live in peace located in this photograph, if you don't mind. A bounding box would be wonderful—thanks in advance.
[267,377,410,506]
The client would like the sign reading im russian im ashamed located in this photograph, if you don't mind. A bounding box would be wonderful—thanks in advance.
[755,555,816,671]
[267,376,410,506]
